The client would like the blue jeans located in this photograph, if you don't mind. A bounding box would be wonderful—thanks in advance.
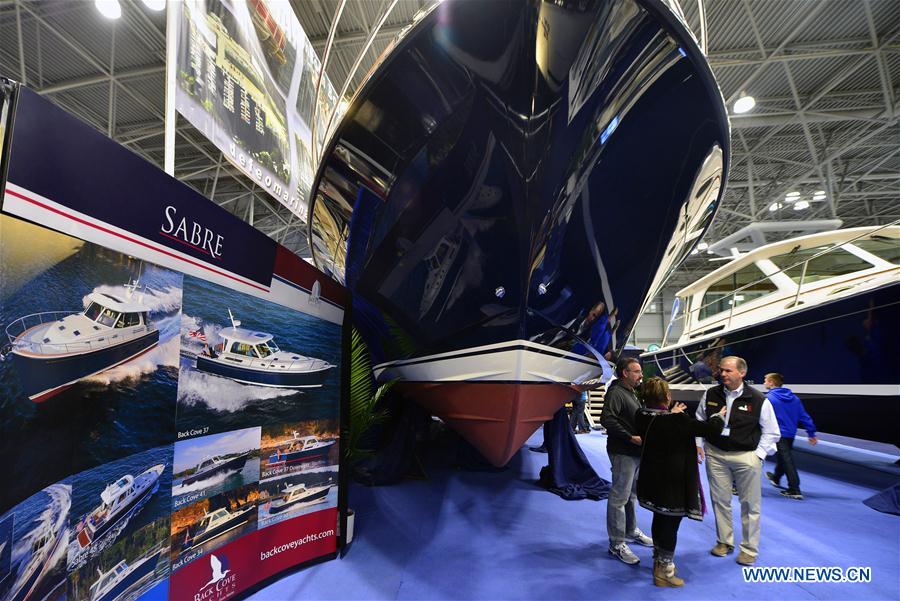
[607,452,640,546]
[773,437,800,492]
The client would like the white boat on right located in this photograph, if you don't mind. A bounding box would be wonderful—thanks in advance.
[642,225,899,445]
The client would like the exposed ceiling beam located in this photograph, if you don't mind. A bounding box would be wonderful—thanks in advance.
[38,65,164,94]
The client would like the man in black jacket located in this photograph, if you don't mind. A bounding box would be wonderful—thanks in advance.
[695,356,780,566]
[600,357,653,564]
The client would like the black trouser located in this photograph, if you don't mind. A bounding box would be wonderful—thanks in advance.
[651,513,683,554]
[570,399,589,432]
[773,437,800,492]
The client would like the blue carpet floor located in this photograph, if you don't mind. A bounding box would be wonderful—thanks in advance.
[248,429,900,601]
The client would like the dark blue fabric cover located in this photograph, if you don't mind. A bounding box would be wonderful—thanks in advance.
[537,408,610,500]
[862,482,900,516]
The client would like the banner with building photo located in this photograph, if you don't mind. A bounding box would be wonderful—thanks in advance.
[173,0,340,223]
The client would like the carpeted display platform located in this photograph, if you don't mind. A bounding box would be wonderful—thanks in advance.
[249,430,900,600]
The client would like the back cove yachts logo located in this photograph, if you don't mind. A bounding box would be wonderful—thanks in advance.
[161,205,225,260]
[195,553,238,601]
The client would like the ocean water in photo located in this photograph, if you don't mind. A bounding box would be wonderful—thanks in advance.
[0,243,182,513]
[0,483,70,601]
[66,445,173,571]
[258,466,338,529]
[172,458,261,509]
[176,276,341,435]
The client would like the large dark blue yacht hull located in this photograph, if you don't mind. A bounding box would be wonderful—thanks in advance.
[12,330,159,402]
[196,356,331,388]
[643,283,900,445]
[308,0,730,464]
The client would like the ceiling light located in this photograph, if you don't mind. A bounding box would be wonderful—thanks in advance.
[733,94,756,114]
[141,0,166,10]
[691,249,699,255]
[769,202,782,212]
[813,191,826,201]
[697,241,709,250]
[785,191,801,200]
[95,0,122,19]
[793,200,810,210]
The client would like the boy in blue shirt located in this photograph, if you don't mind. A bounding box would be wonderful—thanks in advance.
[763,373,817,500]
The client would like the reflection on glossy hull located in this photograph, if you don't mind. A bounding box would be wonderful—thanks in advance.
[309,0,729,464]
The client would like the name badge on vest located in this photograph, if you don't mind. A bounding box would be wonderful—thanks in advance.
[721,427,731,437]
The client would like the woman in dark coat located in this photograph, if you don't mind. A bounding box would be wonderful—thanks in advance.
[636,377,725,587]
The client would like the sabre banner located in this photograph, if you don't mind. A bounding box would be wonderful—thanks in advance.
[0,82,345,601]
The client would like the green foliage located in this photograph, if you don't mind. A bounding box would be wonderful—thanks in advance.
[347,328,392,464]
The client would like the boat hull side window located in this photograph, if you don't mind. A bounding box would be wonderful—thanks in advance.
[699,263,776,321]
[852,238,900,265]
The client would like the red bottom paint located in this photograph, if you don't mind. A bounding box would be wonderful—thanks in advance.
[396,381,579,466]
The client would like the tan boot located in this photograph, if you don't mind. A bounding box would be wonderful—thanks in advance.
[653,560,685,587]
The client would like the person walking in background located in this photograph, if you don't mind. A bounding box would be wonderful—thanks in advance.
[695,356,780,566]
[571,390,591,434]
[600,357,653,565]
[635,378,726,587]
[763,373,818,500]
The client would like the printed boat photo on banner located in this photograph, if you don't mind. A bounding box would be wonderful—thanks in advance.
[169,484,258,571]
[195,309,333,389]
[176,275,340,438]
[257,465,337,529]
[259,421,338,481]
[172,427,261,510]
[69,519,170,601]
[0,215,182,512]
[0,482,70,601]
[67,445,173,572]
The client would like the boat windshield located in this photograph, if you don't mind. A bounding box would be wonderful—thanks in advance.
[256,344,272,358]
[93,306,121,328]
[769,245,873,284]
[84,302,104,321]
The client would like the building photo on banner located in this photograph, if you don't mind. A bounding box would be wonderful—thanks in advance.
[0,81,347,601]
[173,0,341,221]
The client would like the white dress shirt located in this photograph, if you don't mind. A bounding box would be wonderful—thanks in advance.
[695,383,780,460]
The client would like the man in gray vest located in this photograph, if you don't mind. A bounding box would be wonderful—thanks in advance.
[600,357,653,564]
[695,356,779,566]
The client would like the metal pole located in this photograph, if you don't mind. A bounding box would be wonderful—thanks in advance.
[164,0,177,176]
[15,0,27,85]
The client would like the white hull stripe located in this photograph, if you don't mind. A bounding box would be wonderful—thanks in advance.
[271,274,343,311]
[374,341,602,384]
[669,383,899,396]
[374,340,599,370]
